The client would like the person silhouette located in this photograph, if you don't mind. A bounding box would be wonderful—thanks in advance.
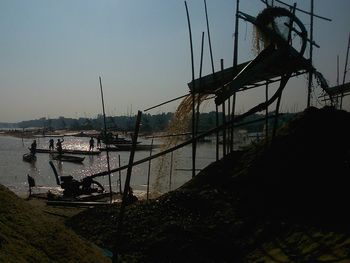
[49,138,54,151]
[56,138,64,156]
[89,137,95,151]
[30,140,37,156]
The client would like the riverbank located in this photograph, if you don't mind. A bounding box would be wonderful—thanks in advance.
[0,184,110,262]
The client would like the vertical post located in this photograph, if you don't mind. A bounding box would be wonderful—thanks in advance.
[233,0,240,67]
[272,94,282,139]
[99,76,113,204]
[146,138,154,201]
[184,1,196,179]
[169,151,174,191]
[227,96,231,154]
[196,32,205,137]
[340,33,350,109]
[231,93,236,152]
[231,0,240,153]
[204,0,215,75]
[337,55,340,86]
[114,110,142,262]
[265,81,269,142]
[121,111,142,204]
[307,0,314,108]
[118,155,122,194]
[220,59,226,157]
[215,105,219,161]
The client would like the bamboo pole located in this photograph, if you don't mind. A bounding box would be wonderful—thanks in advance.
[196,32,205,135]
[265,81,269,141]
[91,113,281,180]
[92,79,290,181]
[146,138,154,201]
[272,76,290,138]
[307,0,314,108]
[169,151,174,191]
[340,33,350,109]
[220,59,226,157]
[337,55,340,86]
[184,1,196,179]
[114,110,142,261]
[143,94,189,112]
[204,0,215,75]
[99,76,113,204]
[231,0,240,153]
[118,155,122,194]
[215,105,219,161]
[262,0,332,22]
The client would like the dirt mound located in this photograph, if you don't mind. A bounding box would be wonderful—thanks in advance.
[67,106,350,262]
[0,185,109,263]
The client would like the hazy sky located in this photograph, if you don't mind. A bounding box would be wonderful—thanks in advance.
[0,0,349,122]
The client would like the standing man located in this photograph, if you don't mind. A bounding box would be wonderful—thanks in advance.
[49,138,54,151]
[89,137,95,151]
[56,138,64,156]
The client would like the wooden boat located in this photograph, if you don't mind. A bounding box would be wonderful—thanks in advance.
[98,143,161,152]
[23,153,37,162]
[104,137,135,145]
[51,154,85,163]
[36,148,100,155]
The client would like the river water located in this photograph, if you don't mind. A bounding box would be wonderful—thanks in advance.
[0,134,219,197]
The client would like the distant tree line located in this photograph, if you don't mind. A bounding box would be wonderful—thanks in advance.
[1,112,297,134]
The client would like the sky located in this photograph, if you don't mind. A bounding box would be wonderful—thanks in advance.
[0,0,349,122]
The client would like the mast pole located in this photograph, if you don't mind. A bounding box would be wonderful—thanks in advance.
[99,76,113,204]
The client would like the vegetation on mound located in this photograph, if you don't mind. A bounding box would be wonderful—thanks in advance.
[67,106,350,262]
[0,185,109,263]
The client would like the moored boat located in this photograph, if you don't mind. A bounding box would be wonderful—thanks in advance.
[23,153,37,162]
[36,148,100,155]
[98,143,161,152]
[51,154,85,163]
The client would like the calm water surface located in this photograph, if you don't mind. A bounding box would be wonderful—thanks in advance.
[0,135,218,196]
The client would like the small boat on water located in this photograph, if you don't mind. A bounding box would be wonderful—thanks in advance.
[98,143,161,152]
[51,154,85,163]
[36,148,100,155]
[23,153,36,162]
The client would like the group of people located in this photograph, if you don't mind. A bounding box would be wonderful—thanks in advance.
[89,136,101,151]
[48,138,64,155]
[29,136,102,156]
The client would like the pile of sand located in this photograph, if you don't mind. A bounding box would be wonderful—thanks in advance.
[67,106,350,262]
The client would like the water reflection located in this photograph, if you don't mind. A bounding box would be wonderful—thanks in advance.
[0,135,224,196]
